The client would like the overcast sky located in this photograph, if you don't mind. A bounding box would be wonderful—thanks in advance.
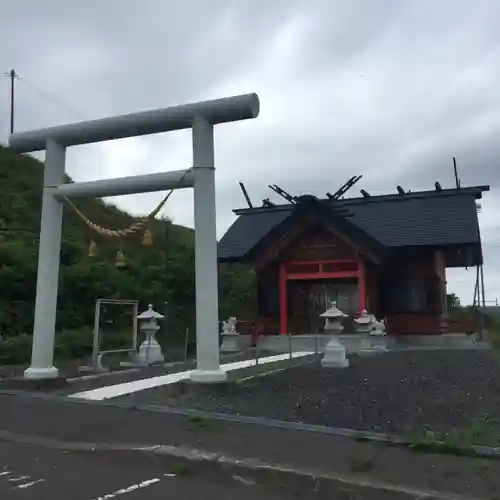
[1,0,499,305]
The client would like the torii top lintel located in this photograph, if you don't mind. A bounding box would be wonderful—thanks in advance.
[8,93,260,153]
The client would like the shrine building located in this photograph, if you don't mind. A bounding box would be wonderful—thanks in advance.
[218,179,489,336]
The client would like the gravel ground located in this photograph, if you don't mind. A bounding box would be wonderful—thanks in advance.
[117,350,500,446]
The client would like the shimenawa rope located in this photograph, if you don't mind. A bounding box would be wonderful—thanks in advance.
[62,168,192,238]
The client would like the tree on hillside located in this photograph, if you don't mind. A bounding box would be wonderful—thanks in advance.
[446,293,461,310]
[0,146,255,364]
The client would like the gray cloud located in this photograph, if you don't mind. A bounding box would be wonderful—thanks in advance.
[1,0,499,304]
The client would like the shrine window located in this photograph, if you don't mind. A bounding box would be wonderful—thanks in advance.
[386,278,428,313]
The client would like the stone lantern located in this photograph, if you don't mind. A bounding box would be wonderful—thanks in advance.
[356,314,388,355]
[354,309,376,334]
[320,301,347,333]
[320,301,349,368]
[220,317,240,352]
[137,304,165,365]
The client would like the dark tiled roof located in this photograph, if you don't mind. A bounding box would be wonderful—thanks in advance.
[218,209,291,260]
[343,194,480,247]
[218,186,488,261]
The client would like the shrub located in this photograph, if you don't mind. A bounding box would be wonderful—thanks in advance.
[0,334,32,365]
[0,327,133,366]
[55,328,94,360]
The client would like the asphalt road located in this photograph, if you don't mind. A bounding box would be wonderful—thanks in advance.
[0,441,295,499]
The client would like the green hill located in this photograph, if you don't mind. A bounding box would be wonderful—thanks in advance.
[0,145,255,363]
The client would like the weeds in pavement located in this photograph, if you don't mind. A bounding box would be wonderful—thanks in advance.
[168,461,192,476]
[186,415,211,429]
[407,421,499,458]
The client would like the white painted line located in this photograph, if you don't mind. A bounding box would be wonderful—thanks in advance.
[17,479,45,489]
[69,352,313,401]
[9,475,30,482]
[93,478,160,499]
[232,474,257,486]
[237,365,290,383]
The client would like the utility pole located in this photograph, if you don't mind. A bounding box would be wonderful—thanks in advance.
[472,266,479,306]
[9,69,15,135]
[479,264,486,341]
[480,265,486,308]
[453,157,461,189]
[164,216,172,338]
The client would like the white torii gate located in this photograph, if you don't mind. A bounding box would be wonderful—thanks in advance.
[8,93,260,383]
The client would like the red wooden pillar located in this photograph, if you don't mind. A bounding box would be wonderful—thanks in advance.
[358,257,366,313]
[279,264,288,334]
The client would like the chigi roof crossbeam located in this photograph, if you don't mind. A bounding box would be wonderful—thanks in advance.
[268,184,298,204]
[326,175,363,200]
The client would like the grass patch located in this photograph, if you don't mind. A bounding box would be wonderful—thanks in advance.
[407,422,500,458]
[353,435,370,442]
[408,441,478,458]
[452,421,499,446]
[167,461,192,476]
[186,415,211,429]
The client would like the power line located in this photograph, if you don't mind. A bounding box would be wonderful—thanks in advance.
[13,72,86,121]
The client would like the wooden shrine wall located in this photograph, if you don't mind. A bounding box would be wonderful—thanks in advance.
[280,226,358,262]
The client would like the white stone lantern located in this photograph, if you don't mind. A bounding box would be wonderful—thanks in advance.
[320,301,349,368]
[137,304,165,365]
[355,309,376,334]
[320,301,347,334]
[220,317,241,353]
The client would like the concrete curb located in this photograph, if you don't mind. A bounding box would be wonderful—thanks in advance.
[0,430,484,500]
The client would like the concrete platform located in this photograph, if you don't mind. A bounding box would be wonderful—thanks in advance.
[393,333,479,348]
[252,332,486,355]
[256,333,391,354]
